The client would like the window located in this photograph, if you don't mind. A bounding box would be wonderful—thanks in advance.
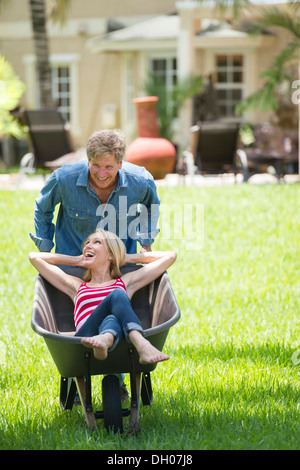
[149,57,177,102]
[52,66,71,122]
[23,53,80,135]
[149,56,178,116]
[150,57,177,89]
[215,54,244,118]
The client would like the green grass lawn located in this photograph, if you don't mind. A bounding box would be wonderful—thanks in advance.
[0,183,300,450]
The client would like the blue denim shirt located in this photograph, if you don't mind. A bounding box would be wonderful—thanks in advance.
[30,161,160,255]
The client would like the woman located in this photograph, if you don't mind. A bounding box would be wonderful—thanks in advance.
[29,229,177,365]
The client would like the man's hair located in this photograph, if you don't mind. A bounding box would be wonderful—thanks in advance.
[86,129,126,163]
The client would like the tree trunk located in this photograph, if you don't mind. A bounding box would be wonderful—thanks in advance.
[28,0,55,109]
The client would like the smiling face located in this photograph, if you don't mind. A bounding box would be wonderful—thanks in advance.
[82,232,111,265]
[82,229,126,282]
[88,154,122,192]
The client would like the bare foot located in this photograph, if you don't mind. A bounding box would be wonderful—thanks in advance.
[81,333,114,360]
[138,343,170,365]
[128,330,169,365]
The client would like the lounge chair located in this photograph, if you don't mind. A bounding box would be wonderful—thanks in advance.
[18,109,86,185]
[181,122,248,182]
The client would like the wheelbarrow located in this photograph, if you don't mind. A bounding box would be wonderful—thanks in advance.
[31,265,180,433]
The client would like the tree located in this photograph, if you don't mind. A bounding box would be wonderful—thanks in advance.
[29,0,72,108]
[29,0,54,108]
[235,3,300,123]
[0,55,26,138]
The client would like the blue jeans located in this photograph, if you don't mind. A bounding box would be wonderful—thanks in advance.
[75,289,144,352]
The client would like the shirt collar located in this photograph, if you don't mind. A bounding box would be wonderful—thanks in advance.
[118,165,128,188]
[76,163,89,187]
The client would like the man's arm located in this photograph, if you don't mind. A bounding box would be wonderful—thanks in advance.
[29,172,61,252]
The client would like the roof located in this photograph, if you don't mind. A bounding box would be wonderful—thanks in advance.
[87,14,179,52]
[86,13,275,53]
[197,20,249,39]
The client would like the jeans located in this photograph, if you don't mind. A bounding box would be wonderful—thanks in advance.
[75,289,144,351]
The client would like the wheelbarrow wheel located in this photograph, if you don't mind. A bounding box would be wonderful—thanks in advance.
[102,375,123,434]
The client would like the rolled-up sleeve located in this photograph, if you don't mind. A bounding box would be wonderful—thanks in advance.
[29,171,61,252]
[29,232,54,252]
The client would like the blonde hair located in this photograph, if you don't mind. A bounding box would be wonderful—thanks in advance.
[86,129,126,163]
[82,228,126,281]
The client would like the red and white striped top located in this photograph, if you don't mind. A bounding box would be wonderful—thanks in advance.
[74,278,127,331]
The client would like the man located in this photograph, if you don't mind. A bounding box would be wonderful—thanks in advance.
[30,129,160,255]
[30,129,160,399]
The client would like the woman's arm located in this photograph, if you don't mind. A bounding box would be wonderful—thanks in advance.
[121,251,177,298]
[29,252,84,301]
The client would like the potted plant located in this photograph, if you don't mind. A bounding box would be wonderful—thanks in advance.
[125,95,177,180]
[142,72,203,142]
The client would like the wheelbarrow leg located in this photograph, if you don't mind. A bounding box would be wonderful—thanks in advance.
[128,371,142,435]
[141,372,153,406]
[128,347,142,434]
[60,376,77,410]
[74,377,97,429]
[74,352,97,429]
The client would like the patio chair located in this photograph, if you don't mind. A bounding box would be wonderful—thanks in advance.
[17,109,86,185]
[240,124,299,181]
[181,122,248,182]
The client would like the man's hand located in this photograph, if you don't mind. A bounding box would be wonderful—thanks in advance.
[140,245,152,253]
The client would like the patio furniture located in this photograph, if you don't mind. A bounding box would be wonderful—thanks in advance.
[181,122,248,182]
[240,125,298,181]
[17,109,86,185]
[242,149,298,181]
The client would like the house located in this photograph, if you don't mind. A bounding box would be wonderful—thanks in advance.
[0,0,295,151]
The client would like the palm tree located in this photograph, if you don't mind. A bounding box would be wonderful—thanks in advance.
[236,3,300,120]
[29,0,53,108]
[0,0,71,108]
[29,0,72,108]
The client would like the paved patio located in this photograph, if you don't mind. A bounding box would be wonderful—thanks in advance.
[156,172,300,187]
[0,171,299,191]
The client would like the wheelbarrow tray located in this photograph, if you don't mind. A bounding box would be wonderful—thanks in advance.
[31,265,180,377]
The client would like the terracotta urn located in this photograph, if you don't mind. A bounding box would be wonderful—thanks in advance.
[125,96,176,180]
